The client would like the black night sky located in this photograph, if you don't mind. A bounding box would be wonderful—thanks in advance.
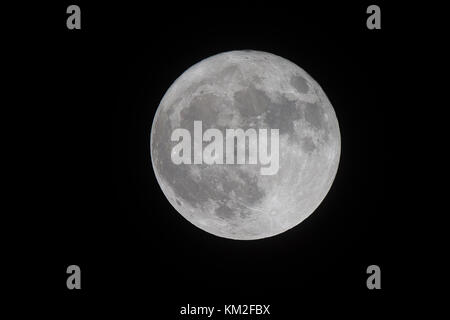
[11,0,424,317]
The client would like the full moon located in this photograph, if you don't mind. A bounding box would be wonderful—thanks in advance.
[151,50,340,240]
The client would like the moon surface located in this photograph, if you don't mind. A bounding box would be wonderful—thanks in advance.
[151,50,340,240]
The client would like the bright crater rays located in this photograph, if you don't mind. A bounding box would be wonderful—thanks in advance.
[151,50,341,240]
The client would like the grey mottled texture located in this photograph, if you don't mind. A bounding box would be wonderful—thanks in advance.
[151,50,340,240]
